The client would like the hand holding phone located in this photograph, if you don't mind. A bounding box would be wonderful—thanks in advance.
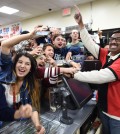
[35,31,50,37]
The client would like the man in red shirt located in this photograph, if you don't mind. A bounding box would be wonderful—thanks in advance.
[73,5,120,134]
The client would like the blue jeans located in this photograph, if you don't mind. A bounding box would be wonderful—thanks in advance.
[99,111,120,134]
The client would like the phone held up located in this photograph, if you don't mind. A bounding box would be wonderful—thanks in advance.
[35,31,50,37]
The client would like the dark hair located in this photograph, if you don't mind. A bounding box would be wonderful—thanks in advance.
[43,43,54,51]
[20,30,29,35]
[113,29,120,34]
[13,52,37,87]
[13,52,40,111]
[52,34,63,41]
[35,37,47,45]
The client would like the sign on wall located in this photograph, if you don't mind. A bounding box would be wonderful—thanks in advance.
[0,22,22,38]
[62,8,71,16]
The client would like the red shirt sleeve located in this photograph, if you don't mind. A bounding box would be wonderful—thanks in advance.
[36,67,60,79]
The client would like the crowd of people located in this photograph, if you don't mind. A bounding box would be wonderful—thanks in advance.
[0,5,120,134]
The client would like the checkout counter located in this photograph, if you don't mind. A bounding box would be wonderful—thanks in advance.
[0,74,98,134]
[0,100,97,134]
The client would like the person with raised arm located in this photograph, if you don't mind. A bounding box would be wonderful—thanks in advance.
[0,27,78,134]
[73,5,120,134]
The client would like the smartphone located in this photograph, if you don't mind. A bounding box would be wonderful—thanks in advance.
[36,31,50,36]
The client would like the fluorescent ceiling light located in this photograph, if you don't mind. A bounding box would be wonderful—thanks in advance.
[0,6,19,14]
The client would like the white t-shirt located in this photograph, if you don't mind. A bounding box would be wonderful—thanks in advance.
[2,84,20,107]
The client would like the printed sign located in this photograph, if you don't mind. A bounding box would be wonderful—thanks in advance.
[0,22,22,38]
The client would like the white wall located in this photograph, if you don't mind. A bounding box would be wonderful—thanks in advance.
[22,0,120,31]
[1,0,120,32]
[21,3,91,31]
[92,0,120,30]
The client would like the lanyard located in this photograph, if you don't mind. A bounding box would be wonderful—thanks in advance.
[12,84,17,110]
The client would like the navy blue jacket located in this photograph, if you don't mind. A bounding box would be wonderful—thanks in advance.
[0,52,31,121]
[0,83,31,122]
[0,84,15,121]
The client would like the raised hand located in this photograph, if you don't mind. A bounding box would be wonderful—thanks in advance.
[49,27,61,35]
[74,5,84,29]
[35,25,49,31]
[29,25,48,39]
[46,56,56,66]
[98,28,103,39]
[30,46,43,56]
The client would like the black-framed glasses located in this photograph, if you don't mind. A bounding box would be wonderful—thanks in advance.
[109,37,120,43]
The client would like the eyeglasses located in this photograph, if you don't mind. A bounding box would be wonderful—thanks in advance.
[109,37,120,43]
